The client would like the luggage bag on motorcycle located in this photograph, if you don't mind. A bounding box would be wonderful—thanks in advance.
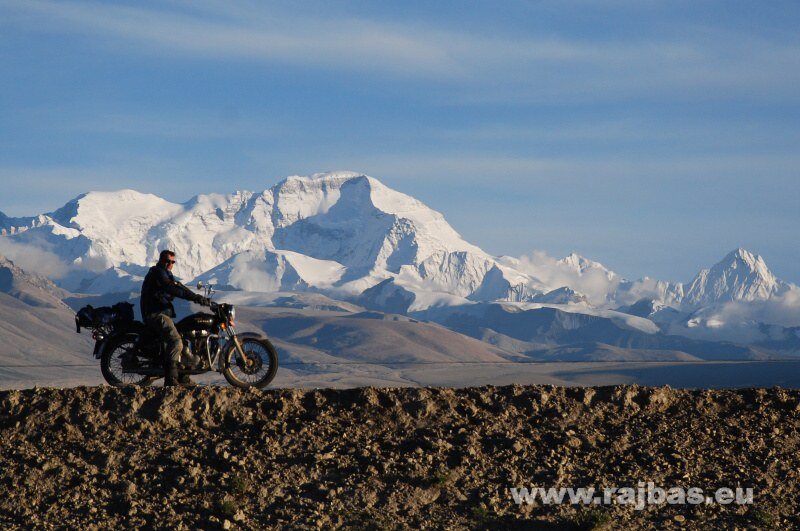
[75,302,135,333]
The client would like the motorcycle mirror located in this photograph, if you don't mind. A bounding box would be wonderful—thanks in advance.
[196,281,204,290]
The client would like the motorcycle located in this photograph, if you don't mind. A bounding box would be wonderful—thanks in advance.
[74,281,278,388]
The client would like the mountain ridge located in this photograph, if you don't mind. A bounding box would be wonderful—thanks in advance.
[682,248,787,309]
[1,172,796,350]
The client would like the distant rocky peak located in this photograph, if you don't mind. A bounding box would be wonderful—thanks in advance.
[0,254,69,308]
[683,248,783,308]
[532,286,589,304]
[558,252,618,281]
[720,248,772,277]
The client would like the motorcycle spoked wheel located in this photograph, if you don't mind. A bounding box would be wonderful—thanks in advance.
[100,334,160,387]
[221,337,279,389]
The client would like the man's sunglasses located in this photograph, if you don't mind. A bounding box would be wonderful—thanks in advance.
[166,259,176,264]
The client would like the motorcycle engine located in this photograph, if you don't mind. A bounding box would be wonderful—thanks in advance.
[179,341,202,369]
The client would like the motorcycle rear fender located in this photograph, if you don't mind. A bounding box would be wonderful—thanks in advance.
[219,332,268,371]
[95,329,147,359]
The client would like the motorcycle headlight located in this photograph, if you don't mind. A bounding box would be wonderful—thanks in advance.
[229,305,236,321]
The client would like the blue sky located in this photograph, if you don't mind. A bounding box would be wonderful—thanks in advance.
[1,0,799,284]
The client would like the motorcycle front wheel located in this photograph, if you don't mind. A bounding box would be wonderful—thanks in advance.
[100,334,160,387]
[222,337,279,389]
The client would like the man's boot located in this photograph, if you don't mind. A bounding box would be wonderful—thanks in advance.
[177,373,197,387]
[164,362,179,387]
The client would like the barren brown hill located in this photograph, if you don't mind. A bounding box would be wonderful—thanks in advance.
[0,384,796,529]
[0,257,96,386]
[259,310,518,364]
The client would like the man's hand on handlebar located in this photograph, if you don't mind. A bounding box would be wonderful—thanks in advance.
[193,294,212,306]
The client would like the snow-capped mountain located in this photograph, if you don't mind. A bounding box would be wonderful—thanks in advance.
[531,286,589,305]
[2,171,799,358]
[1,172,796,335]
[558,252,618,282]
[608,249,790,317]
[610,249,798,349]
[0,172,523,299]
[682,248,788,309]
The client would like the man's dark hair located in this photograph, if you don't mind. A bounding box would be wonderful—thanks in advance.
[159,250,176,263]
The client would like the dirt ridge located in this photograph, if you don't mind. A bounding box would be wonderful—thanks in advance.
[1,384,797,529]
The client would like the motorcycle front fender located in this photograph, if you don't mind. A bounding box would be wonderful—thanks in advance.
[93,339,106,359]
[219,332,267,371]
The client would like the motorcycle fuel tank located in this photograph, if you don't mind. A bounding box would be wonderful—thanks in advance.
[176,312,215,332]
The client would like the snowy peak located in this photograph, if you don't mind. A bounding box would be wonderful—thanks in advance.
[51,190,185,271]
[723,248,773,278]
[1,172,502,298]
[0,210,47,235]
[273,172,423,224]
[532,286,589,305]
[271,172,482,255]
[271,172,365,228]
[558,252,617,281]
[51,190,180,229]
[269,172,484,278]
[559,252,595,272]
[683,248,784,308]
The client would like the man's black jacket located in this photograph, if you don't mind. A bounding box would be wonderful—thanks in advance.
[140,264,198,319]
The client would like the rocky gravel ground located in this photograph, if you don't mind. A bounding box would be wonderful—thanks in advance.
[0,384,798,530]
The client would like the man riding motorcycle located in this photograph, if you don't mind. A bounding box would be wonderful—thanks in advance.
[141,249,210,386]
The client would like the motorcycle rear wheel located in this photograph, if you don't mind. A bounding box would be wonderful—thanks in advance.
[222,337,279,389]
[100,334,160,387]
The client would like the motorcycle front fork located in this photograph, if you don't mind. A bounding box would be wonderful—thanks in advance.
[225,326,254,368]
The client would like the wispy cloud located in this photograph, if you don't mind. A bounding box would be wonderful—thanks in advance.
[512,250,623,305]
[692,286,800,330]
[428,119,800,146]
[0,237,71,278]
[4,0,800,100]
[2,0,460,76]
[61,109,285,140]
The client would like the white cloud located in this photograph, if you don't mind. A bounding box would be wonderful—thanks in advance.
[511,250,622,306]
[613,277,683,307]
[508,250,691,308]
[725,286,800,329]
[0,238,71,279]
[677,285,800,343]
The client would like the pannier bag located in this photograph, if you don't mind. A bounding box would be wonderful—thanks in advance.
[75,302,135,333]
